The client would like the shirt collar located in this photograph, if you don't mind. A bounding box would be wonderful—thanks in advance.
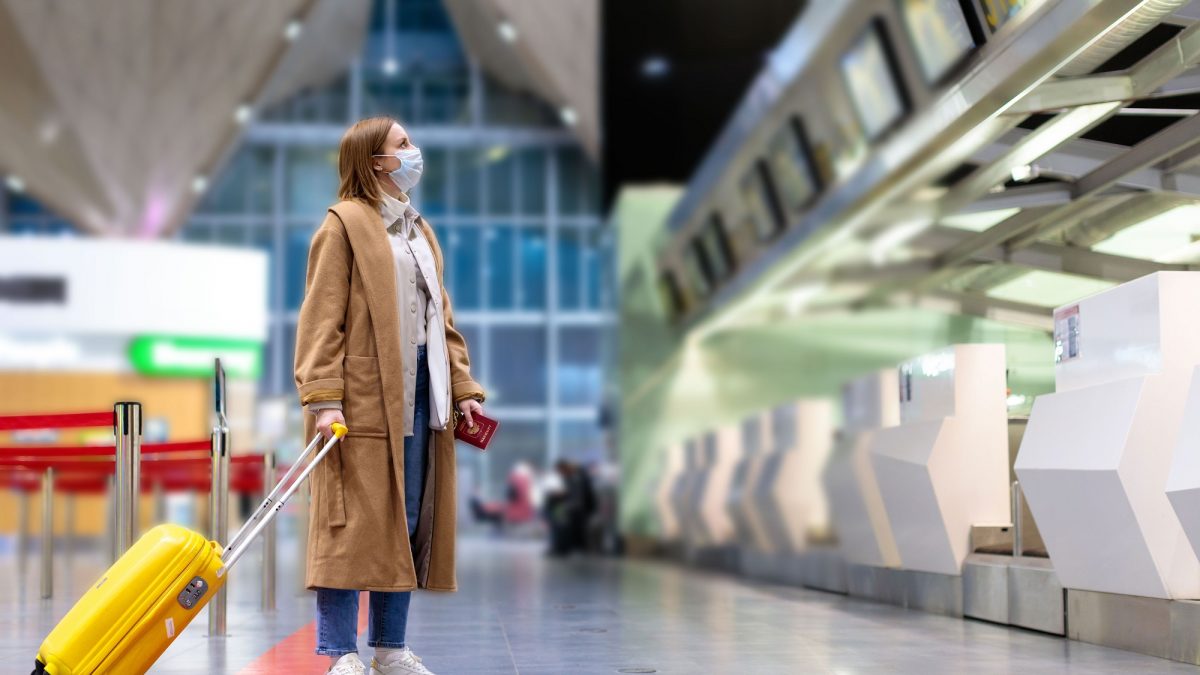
[379,191,419,235]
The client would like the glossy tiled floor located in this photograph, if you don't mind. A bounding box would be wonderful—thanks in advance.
[4,532,1200,674]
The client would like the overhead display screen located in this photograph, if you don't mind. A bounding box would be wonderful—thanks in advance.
[699,214,734,282]
[899,0,979,83]
[766,118,821,214]
[977,0,1032,32]
[683,246,711,298]
[740,162,785,241]
[840,22,908,140]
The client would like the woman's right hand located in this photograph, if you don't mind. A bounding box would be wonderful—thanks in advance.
[316,408,346,441]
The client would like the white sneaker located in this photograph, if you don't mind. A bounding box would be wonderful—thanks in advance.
[327,652,367,675]
[371,647,436,675]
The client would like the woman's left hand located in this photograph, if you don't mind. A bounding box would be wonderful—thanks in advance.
[458,398,483,429]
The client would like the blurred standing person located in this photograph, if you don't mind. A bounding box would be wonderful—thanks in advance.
[295,116,487,675]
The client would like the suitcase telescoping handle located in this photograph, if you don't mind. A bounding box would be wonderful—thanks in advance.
[219,423,348,573]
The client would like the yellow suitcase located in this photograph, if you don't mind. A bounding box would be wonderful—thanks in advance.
[31,424,347,675]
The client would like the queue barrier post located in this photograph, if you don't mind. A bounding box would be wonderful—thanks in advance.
[18,488,30,577]
[261,450,277,611]
[40,467,54,599]
[1012,480,1024,558]
[208,358,230,637]
[113,402,142,556]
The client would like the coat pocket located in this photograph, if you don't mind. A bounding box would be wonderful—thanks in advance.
[342,355,388,437]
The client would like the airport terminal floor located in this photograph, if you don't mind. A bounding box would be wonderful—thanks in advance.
[4,535,1196,675]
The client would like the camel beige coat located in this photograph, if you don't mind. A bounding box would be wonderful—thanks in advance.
[294,199,484,592]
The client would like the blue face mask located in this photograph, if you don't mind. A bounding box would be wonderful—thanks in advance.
[375,147,424,192]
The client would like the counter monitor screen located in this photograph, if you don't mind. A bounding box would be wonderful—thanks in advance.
[740,161,786,241]
[699,213,735,282]
[900,0,979,83]
[977,0,1032,32]
[766,118,821,214]
[840,21,909,140]
[683,245,711,298]
[658,271,685,317]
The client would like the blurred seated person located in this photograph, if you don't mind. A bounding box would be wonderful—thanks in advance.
[469,462,537,531]
[544,460,597,556]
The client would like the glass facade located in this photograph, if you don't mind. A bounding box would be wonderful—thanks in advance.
[184,0,611,494]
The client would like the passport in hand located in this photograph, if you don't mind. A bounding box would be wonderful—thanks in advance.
[455,411,498,450]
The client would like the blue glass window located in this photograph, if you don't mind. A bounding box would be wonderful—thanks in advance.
[453,149,482,214]
[557,229,582,310]
[518,149,546,214]
[447,227,481,310]
[413,147,447,215]
[286,225,315,311]
[519,227,547,310]
[286,148,338,217]
[487,226,514,309]
[490,327,546,405]
[487,149,516,216]
[558,328,603,406]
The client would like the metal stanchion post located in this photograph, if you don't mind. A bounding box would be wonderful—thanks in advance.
[261,451,277,611]
[104,475,116,563]
[18,490,29,577]
[113,402,142,555]
[153,480,166,525]
[65,492,75,573]
[1012,480,1024,558]
[208,358,230,637]
[41,468,54,600]
[297,478,309,595]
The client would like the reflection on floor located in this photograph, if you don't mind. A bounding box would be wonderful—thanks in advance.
[4,534,1200,674]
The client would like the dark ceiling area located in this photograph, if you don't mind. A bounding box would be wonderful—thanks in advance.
[601,0,806,211]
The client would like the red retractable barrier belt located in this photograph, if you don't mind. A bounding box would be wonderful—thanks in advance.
[0,411,112,431]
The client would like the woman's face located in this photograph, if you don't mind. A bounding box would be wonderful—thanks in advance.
[374,123,415,175]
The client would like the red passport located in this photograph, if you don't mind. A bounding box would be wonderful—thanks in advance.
[455,412,499,450]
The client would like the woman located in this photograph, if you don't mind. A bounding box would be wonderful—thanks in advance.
[294,116,486,675]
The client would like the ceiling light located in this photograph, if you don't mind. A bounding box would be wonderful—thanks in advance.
[284,20,303,41]
[191,175,209,194]
[382,57,400,76]
[559,107,578,126]
[5,175,25,193]
[234,105,254,125]
[641,56,670,78]
[39,120,60,145]
[1010,164,1038,182]
[497,20,518,44]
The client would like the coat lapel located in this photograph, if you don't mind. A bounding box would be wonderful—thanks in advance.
[330,201,404,435]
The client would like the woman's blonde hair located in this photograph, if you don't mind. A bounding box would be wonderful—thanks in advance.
[338,116,397,211]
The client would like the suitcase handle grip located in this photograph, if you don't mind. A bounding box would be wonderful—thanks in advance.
[220,426,348,571]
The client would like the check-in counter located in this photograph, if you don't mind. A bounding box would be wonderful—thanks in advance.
[655,442,686,542]
[670,439,702,547]
[727,413,773,552]
[1017,272,1200,599]
[687,425,741,547]
[871,344,1009,576]
[753,399,834,553]
[824,370,901,567]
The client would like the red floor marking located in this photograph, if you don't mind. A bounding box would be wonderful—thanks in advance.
[237,592,370,674]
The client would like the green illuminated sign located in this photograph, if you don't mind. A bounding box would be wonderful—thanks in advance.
[128,335,263,379]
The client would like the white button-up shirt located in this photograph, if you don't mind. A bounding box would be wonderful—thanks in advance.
[308,192,453,435]
[380,191,453,434]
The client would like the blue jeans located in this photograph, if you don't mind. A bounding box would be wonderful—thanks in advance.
[315,346,430,655]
